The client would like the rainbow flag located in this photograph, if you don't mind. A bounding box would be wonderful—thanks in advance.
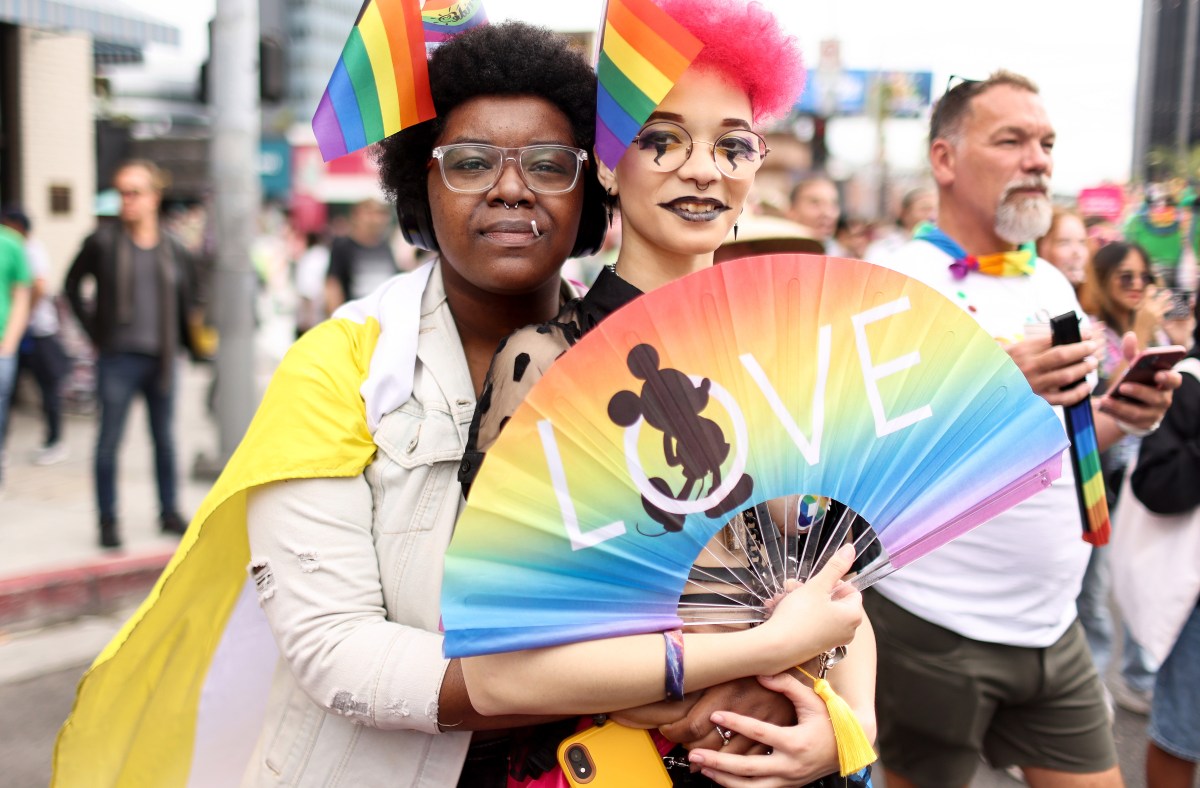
[422,0,488,44]
[312,0,436,162]
[594,0,704,171]
[1048,311,1111,546]
[1063,397,1111,545]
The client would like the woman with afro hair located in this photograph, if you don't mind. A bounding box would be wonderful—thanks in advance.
[457,2,876,786]
[241,22,610,788]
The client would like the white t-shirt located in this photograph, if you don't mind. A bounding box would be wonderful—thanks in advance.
[872,239,1093,647]
[25,238,58,337]
[294,244,331,330]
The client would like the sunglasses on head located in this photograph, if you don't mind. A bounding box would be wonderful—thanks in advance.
[1116,271,1156,289]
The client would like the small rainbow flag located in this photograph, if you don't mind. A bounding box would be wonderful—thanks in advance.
[422,0,488,44]
[594,0,704,171]
[313,0,436,162]
[1049,312,1111,546]
[1063,396,1111,545]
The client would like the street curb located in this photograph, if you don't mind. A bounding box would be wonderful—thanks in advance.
[0,550,174,632]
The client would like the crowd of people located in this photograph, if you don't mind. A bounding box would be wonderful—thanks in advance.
[18,0,1200,786]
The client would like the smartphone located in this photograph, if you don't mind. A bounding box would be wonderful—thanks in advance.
[556,722,671,787]
[1165,288,1193,320]
[1103,345,1188,404]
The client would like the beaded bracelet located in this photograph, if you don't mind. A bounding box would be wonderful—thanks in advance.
[663,629,685,701]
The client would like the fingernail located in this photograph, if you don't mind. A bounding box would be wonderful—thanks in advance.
[710,712,726,725]
[689,752,706,765]
[837,544,856,560]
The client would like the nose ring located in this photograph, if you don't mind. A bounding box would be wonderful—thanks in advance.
[503,202,515,210]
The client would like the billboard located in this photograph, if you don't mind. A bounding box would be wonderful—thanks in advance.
[796,70,933,118]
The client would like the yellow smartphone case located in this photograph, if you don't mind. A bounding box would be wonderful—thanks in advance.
[556,722,672,787]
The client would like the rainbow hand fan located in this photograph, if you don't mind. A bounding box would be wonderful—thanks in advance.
[441,254,1069,658]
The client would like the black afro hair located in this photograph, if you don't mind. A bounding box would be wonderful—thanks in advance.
[376,22,597,210]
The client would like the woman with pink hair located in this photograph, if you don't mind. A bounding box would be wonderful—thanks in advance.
[457,2,875,785]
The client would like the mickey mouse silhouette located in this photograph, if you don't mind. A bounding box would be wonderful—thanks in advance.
[607,344,754,534]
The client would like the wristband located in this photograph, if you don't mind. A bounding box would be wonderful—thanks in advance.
[663,629,684,701]
[1116,418,1160,438]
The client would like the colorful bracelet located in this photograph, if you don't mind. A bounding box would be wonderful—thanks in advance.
[663,629,685,701]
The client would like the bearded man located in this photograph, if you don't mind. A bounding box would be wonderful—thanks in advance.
[865,71,1180,788]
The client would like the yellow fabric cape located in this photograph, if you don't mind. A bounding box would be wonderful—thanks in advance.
[52,315,382,786]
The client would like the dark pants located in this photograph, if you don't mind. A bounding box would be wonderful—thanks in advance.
[0,354,16,481]
[95,352,177,521]
[18,334,69,446]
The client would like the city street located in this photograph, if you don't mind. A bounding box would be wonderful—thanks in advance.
[1,0,1196,784]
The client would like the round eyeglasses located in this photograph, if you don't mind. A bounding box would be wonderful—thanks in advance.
[631,122,768,179]
[431,144,588,195]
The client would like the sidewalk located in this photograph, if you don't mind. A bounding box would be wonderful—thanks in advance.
[0,301,294,631]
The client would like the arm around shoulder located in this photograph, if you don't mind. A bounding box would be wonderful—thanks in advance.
[461,546,864,717]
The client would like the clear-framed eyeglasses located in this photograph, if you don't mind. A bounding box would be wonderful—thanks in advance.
[631,122,769,179]
[430,144,588,195]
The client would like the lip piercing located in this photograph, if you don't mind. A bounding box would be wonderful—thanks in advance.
[531,220,541,237]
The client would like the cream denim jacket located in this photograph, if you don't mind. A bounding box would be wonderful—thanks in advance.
[242,266,476,786]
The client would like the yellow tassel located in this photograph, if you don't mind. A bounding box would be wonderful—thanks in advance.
[797,667,877,777]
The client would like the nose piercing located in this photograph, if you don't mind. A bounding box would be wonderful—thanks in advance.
[503,202,515,210]
[531,220,541,237]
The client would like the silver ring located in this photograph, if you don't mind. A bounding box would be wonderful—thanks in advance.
[502,201,515,210]
[715,724,732,746]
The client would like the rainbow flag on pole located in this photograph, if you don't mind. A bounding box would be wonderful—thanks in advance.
[421,0,488,44]
[1063,397,1112,545]
[312,0,436,162]
[594,0,703,171]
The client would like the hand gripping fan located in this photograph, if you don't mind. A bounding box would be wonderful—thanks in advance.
[441,254,1069,658]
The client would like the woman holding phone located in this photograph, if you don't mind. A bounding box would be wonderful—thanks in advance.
[1076,240,1174,714]
[239,23,608,787]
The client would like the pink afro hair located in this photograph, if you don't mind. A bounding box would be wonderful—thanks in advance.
[654,0,805,124]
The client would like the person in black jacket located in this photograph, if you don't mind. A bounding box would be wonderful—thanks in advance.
[65,160,202,548]
[1130,297,1200,787]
